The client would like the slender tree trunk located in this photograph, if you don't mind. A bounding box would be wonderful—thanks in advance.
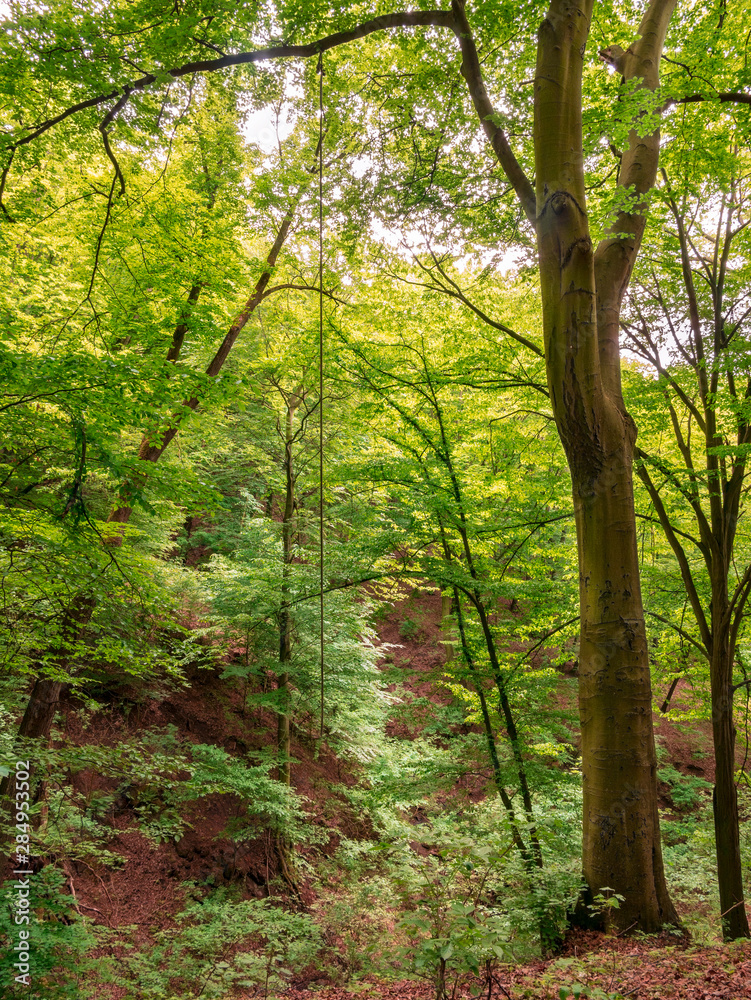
[276,391,300,788]
[276,671,291,787]
[710,612,750,939]
[441,591,454,662]
[660,674,682,715]
[452,587,531,865]
[453,580,561,949]
[471,596,543,867]
[635,454,750,937]
[3,212,299,788]
[109,207,297,526]
[275,392,300,890]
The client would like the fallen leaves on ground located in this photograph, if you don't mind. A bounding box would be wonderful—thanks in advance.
[262,935,751,1000]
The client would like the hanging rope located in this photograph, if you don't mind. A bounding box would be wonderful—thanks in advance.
[317,50,325,741]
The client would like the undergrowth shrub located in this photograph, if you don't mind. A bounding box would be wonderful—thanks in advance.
[391,835,514,1000]
[312,875,399,982]
[0,867,99,1000]
[658,764,712,811]
[102,888,322,999]
[1,729,309,866]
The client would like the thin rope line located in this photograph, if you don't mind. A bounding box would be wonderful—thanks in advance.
[317,51,325,741]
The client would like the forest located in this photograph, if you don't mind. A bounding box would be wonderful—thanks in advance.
[0,1,750,998]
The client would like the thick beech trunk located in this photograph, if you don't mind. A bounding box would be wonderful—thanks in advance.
[12,679,65,746]
[534,0,679,930]
[574,452,676,930]
[0,593,95,768]
[0,680,64,811]
[0,595,94,870]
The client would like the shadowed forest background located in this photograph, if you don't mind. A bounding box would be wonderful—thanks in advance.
[1,1,750,998]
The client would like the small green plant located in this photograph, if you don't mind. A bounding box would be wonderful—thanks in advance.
[586,888,625,924]
[312,876,399,982]
[371,601,394,626]
[550,956,628,1000]
[400,898,511,999]
[399,616,420,641]
[558,985,626,1000]
[394,837,514,1000]
[658,765,712,811]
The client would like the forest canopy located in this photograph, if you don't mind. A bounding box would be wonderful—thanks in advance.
[0,1,750,998]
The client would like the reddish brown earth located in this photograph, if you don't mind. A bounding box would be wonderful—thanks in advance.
[53,657,371,931]
[376,585,451,740]
[13,585,751,998]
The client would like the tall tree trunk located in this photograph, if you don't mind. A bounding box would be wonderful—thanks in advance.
[452,587,532,867]
[441,591,454,663]
[574,452,676,930]
[277,391,299,788]
[274,391,301,891]
[635,458,750,938]
[0,681,64,825]
[710,610,750,939]
[428,382,543,868]
[534,0,679,930]
[0,593,95,792]
[109,207,297,526]
[0,595,93,869]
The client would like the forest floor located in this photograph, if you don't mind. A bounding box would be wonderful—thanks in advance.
[277,930,751,999]
[39,584,751,999]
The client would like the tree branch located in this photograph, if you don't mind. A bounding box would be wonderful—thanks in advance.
[448,0,536,224]
[261,282,348,306]
[634,512,703,553]
[6,6,539,237]
[634,454,712,648]
[99,90,131,197]
[674,90,751,107]
[107,201,298,527]
[593,0,679,400]
[644,611,707,659]
[7,12,455,153]
[401,248,544,358]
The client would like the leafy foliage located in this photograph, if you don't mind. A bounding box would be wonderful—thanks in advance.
[102,889,322,999]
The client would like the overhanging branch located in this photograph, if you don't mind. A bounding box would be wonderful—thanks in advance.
[7,12,455,152]
[6,6,536,233]
[449,0,536,223]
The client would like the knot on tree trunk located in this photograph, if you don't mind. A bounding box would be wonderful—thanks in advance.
[540,189,587,219]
